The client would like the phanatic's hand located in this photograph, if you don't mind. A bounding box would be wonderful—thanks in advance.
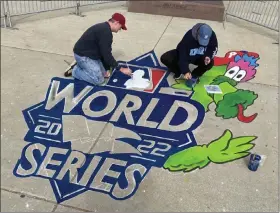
[215,89,258,122]
[163,129,256,172]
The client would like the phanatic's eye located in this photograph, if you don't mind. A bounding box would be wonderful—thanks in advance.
[233,70,246,81]
[225,66,239,78]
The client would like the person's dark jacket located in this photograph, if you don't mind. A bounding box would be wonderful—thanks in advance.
[176,23,218,75]
[73,22,118,70]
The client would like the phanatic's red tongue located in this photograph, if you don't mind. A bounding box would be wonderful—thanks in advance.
[237,104,258,123]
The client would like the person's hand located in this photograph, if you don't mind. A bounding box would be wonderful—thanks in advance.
[184,72,192,80]
[120,67,132,76]
[204,56,211,65]
[104,71,111,78]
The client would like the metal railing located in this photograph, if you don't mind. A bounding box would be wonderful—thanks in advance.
[1,1,12,28]
[3,0,278,32]
[1,1,112,28]
[226,1,279,32]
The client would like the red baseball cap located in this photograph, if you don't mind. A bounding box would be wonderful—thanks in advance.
[112,13,127,30]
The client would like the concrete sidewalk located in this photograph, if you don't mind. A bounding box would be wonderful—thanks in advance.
[1,3,279,212]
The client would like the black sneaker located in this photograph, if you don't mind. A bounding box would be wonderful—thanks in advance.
[64,61,77,77]
[64,70,72,77]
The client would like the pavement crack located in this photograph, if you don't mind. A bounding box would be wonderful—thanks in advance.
[1,188,90,212]
[153,16,173,50]
[88,122,110,154]
[1,187,57,205]
[51,204,58,212]
[1,44,73,57]
[69,121,110,185]
[243,81,279,88]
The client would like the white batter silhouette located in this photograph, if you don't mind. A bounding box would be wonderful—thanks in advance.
[124,69,150,89]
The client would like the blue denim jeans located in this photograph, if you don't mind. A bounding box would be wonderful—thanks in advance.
[72,53,106,85]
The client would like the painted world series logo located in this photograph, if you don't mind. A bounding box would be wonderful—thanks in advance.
[13,50,258,203]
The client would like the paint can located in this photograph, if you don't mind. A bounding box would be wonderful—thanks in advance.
[185,77,198,88]
[248,154,261,171]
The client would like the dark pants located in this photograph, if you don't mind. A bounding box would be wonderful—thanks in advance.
[160,49,214,78]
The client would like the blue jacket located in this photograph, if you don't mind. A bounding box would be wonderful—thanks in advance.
[176,23,218,74]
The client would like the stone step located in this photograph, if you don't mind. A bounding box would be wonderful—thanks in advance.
[127,1,225,22]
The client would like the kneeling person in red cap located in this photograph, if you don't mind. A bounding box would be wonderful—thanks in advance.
[64,13,132,85]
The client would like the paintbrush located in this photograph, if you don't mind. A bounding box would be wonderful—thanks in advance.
[126,62,133,78]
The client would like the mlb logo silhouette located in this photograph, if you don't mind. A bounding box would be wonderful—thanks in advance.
[106,60,166,93]
[107,64,151,90]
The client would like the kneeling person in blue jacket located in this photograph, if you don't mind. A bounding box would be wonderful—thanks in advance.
[160,23,218,82]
